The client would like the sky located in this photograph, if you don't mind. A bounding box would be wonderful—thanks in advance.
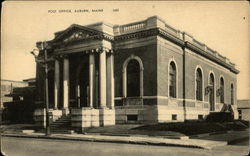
[1,1,249,99]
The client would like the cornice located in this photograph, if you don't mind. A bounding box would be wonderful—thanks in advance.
[114,28,238,74]
[185,42,239,74]
[114,28,159,42]
[52,34,113,49]
[44,24,239,75]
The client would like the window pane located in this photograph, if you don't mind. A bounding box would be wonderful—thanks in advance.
[127,60,140,97]
[196,69,202,101]
[169,62,176,98]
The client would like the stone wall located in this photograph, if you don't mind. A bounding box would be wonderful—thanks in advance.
[71,108,115,132]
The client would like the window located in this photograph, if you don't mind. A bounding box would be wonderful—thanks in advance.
[172,114,177,120]
[127,115,138,121]
[220,77,224,103]
[127,59,140,97]
[169,62,176,98]
[238,110,242,120]
[209,73,215,111]
[1,85,6,91]
[231,84,234,105]
[196,68,203,101]
[198,115,203,120]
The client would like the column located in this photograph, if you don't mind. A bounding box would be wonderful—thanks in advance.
[63,57,69,109]
[54,59,60,109]
[76,84,80,108]
[99,51,106,108]
[89,53,95,108]
[107,54,114,108]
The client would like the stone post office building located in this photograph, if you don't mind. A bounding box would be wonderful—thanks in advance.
[34,16,239,129]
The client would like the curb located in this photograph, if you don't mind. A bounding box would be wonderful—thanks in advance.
[85,132,189,139]
[228,136,249,145]
[1,133,210,149]
[189,130,233,138]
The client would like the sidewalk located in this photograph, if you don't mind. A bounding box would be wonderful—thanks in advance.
[2,131,228,150]
[2,124,249,150]
[191,129,249,144]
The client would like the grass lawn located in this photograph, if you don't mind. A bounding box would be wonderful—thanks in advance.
[85,124,185,136]
[132,120,249,136]
[0,124,40,133]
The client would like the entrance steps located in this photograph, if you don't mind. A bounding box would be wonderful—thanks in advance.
[36,115,75,134]
[50,115,74,134]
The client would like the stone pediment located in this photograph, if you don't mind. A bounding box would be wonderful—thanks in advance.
[53,24,101,44]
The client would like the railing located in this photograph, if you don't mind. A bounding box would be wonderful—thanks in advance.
[123,97,143,106]
[206,47,216,55]
[116,16,236,69]
[193,39,205,50]
[165,24,179,37]
[120,21,146,33]
[229,61,235,67]
[217,53,226,62]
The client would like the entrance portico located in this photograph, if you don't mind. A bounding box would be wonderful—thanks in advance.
[34,23,116,129]
[53,49,114,107]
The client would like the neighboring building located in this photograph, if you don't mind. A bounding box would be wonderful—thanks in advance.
[2,78,36,123]
[23,78,36,87]
[1,79,28,108]
[34,16,239,130]
[237,99,250,121]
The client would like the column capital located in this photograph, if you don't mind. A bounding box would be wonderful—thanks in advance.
[54,54,69,60]
[97,47,113,54]
[84,47,114,54]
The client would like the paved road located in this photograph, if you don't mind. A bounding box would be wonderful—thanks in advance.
[1,136,249,156]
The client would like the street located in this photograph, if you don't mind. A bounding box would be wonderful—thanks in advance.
[1,136,249,156]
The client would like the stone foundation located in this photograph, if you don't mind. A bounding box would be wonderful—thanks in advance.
[33,108,46,127]
[115,105,158,124]
[33,108,63,127]
[71,108,115,132]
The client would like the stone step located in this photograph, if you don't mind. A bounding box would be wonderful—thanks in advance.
[50,124,71,127]
[52,121,70,123]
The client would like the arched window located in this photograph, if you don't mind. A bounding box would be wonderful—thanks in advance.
[196,68,203,101]
[127,59,140,97]
[169,62,177,98]
[209,73,215,111]
[220,77,224,103]
[231,84,234,105]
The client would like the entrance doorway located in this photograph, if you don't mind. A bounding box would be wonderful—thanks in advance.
[76,58,89,107]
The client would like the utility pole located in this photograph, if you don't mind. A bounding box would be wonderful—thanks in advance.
[42,41,51,136]
[32,41,51,135]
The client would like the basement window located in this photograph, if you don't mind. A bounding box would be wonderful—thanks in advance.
[127,115,138,121]
[172,114,177,120]
[198,115,203,120]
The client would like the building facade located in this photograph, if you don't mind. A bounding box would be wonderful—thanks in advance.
[237,99,250,121]
[34,16,239,130]
[2,78,36,123]
[1,79,28,108]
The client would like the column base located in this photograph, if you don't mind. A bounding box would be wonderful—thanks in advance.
[70,108,116,130]
[99,108,115,126]
[33,108,46,128]
[62,108,69,115]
